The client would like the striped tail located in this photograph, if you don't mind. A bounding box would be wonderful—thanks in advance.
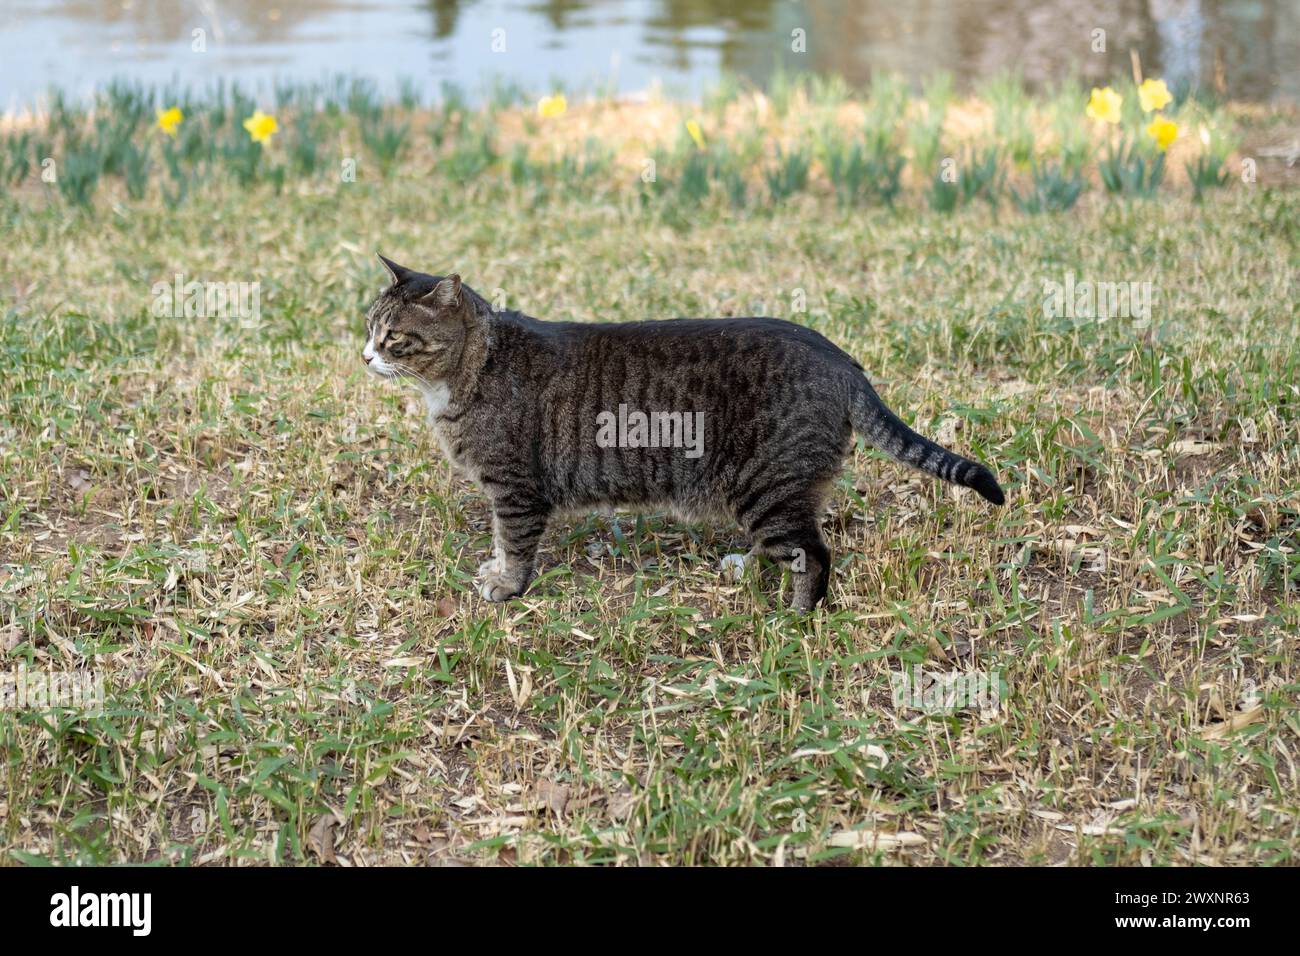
[850,376,1005,505]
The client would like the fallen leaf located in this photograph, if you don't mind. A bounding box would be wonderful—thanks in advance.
[1204,684,1228,721]
[0,625,22,653]
[1055,822,1127,837]
[1199,705,1265,739]
[859,744,889,769]
[435,596,457,617]
[1063,524,1103,538]
[67,469,93,496]
[383,656,423,668]
[308,813,338,864]
[827,829,925,851]
[607,790,637,822]
[1244,508,1271,531]
[536,779,569,816]
[936,416,960,446]
[1170,439,1220,456]
[925,634,951,662]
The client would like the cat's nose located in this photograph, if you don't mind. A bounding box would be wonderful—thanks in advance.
[362,352,373,365]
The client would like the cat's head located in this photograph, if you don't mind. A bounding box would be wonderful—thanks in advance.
[362,254,475,385]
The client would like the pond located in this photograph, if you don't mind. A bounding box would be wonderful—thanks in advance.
[2,0,1296,108]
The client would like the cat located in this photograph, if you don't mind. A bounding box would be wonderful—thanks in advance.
[363,254,1004,611]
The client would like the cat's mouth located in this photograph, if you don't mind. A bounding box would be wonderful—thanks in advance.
[365,356,398,378]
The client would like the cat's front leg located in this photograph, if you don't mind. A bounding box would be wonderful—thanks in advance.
[477,494,551,602]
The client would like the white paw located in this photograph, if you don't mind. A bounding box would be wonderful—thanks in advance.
[478,573,520,602]
[477,555,503,577]
[718,552,752,582]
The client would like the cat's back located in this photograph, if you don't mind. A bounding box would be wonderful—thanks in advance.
[537,314,862,375]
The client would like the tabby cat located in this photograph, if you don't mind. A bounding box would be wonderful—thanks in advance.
[363,255,1004,610]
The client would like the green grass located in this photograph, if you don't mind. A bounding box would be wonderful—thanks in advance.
[0,81,1298,866]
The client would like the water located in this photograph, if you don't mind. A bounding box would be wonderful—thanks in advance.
[2,0,1296,109]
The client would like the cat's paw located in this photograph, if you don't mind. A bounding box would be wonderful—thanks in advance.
[477,555,504,577]
[718,552,752,582]
[478,572,523,602]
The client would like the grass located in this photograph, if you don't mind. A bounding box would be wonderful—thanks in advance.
[0,78,1298,866]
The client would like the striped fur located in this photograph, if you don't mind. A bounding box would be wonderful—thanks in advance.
[364,256,1004,610]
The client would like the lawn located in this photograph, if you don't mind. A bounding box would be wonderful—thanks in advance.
[1,77,1298,865]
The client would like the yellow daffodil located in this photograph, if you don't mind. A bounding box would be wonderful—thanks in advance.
[1085,86,1123,125]
[1138,78,1173,113]
[537,94,567,119]
[1145,114,1178,151]
[243,110,278,144]
[156,106,183,137]
[685,119,706,150]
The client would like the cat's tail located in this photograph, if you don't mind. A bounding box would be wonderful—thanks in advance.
[849,375,1005,505]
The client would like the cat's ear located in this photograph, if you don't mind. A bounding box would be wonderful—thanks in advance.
[377,253,413,286]
[422,274,462,308]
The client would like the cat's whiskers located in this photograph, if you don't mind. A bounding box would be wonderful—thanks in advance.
[387,360,431,388]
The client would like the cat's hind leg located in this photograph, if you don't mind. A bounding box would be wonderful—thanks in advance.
[745,503,830,612]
